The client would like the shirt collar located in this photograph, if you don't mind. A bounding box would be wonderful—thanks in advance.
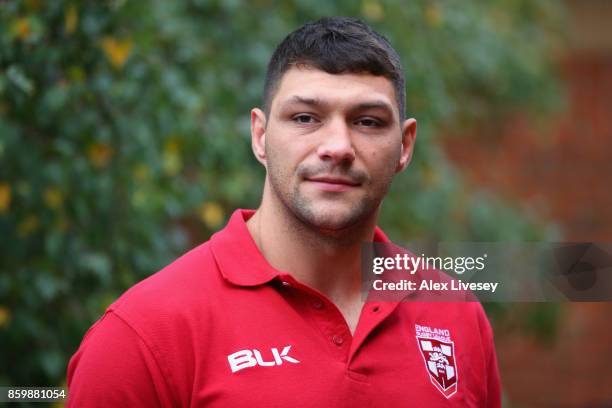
[210,209,391,287]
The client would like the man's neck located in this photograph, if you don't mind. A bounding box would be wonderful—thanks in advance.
[246,192,378,314]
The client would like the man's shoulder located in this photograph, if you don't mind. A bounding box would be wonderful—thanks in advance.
[68,239,227,404]
[108,240,222,327]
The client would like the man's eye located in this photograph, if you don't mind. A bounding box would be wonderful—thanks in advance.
[356,118,382,127]
[293,114,317,124]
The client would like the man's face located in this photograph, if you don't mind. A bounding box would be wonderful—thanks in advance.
[252,66,416,232]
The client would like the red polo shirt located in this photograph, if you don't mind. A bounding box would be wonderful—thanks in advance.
[67,209,501,407]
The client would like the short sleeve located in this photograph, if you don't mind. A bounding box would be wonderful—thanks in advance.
[66,311,174,407]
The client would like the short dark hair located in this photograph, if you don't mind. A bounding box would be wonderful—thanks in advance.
[263,16,406,121]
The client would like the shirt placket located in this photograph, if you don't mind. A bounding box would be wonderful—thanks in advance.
[276,274,353,363]
[274,274,407,408]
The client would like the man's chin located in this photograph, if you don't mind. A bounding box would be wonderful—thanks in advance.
[295,206,370,233]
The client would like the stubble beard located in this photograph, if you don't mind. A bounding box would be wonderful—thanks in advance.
[266,155,396,237]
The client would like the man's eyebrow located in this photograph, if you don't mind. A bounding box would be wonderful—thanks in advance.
[281,95,327,107]
[352,101,395,114]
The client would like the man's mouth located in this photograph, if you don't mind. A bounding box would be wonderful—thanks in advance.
[305,176,361,192]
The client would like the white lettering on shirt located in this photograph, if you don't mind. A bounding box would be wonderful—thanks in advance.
[228,345,300,373]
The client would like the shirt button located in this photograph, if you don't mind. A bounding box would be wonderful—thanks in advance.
[312,299,324,309]
[281,280,292,287]
[371,305,381,313]
[332,335,344,346]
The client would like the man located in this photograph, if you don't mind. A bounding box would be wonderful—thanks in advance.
[67,17,501,407]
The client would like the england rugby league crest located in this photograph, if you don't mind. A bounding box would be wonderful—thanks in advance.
[415,324,458,398]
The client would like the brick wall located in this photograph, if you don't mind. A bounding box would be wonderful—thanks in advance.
[443,54,612,407]
[444,55,612,242]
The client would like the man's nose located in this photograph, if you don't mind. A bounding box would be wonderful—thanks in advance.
[316,119,356,164]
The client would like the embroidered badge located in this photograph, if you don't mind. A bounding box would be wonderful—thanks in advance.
[415,324,458,398]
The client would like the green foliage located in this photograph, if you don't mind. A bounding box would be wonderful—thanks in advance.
[1,0,563,388]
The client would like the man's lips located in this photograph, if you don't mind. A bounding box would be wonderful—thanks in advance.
[305,176,361,192]
[306,176,361,186]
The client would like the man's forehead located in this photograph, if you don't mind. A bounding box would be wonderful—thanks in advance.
[271,67,399,116]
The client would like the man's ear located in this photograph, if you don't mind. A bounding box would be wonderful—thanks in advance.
[396,118,417,173]
[251,108,267,167]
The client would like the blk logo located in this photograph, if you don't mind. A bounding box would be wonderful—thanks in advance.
[227,345,300,373]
